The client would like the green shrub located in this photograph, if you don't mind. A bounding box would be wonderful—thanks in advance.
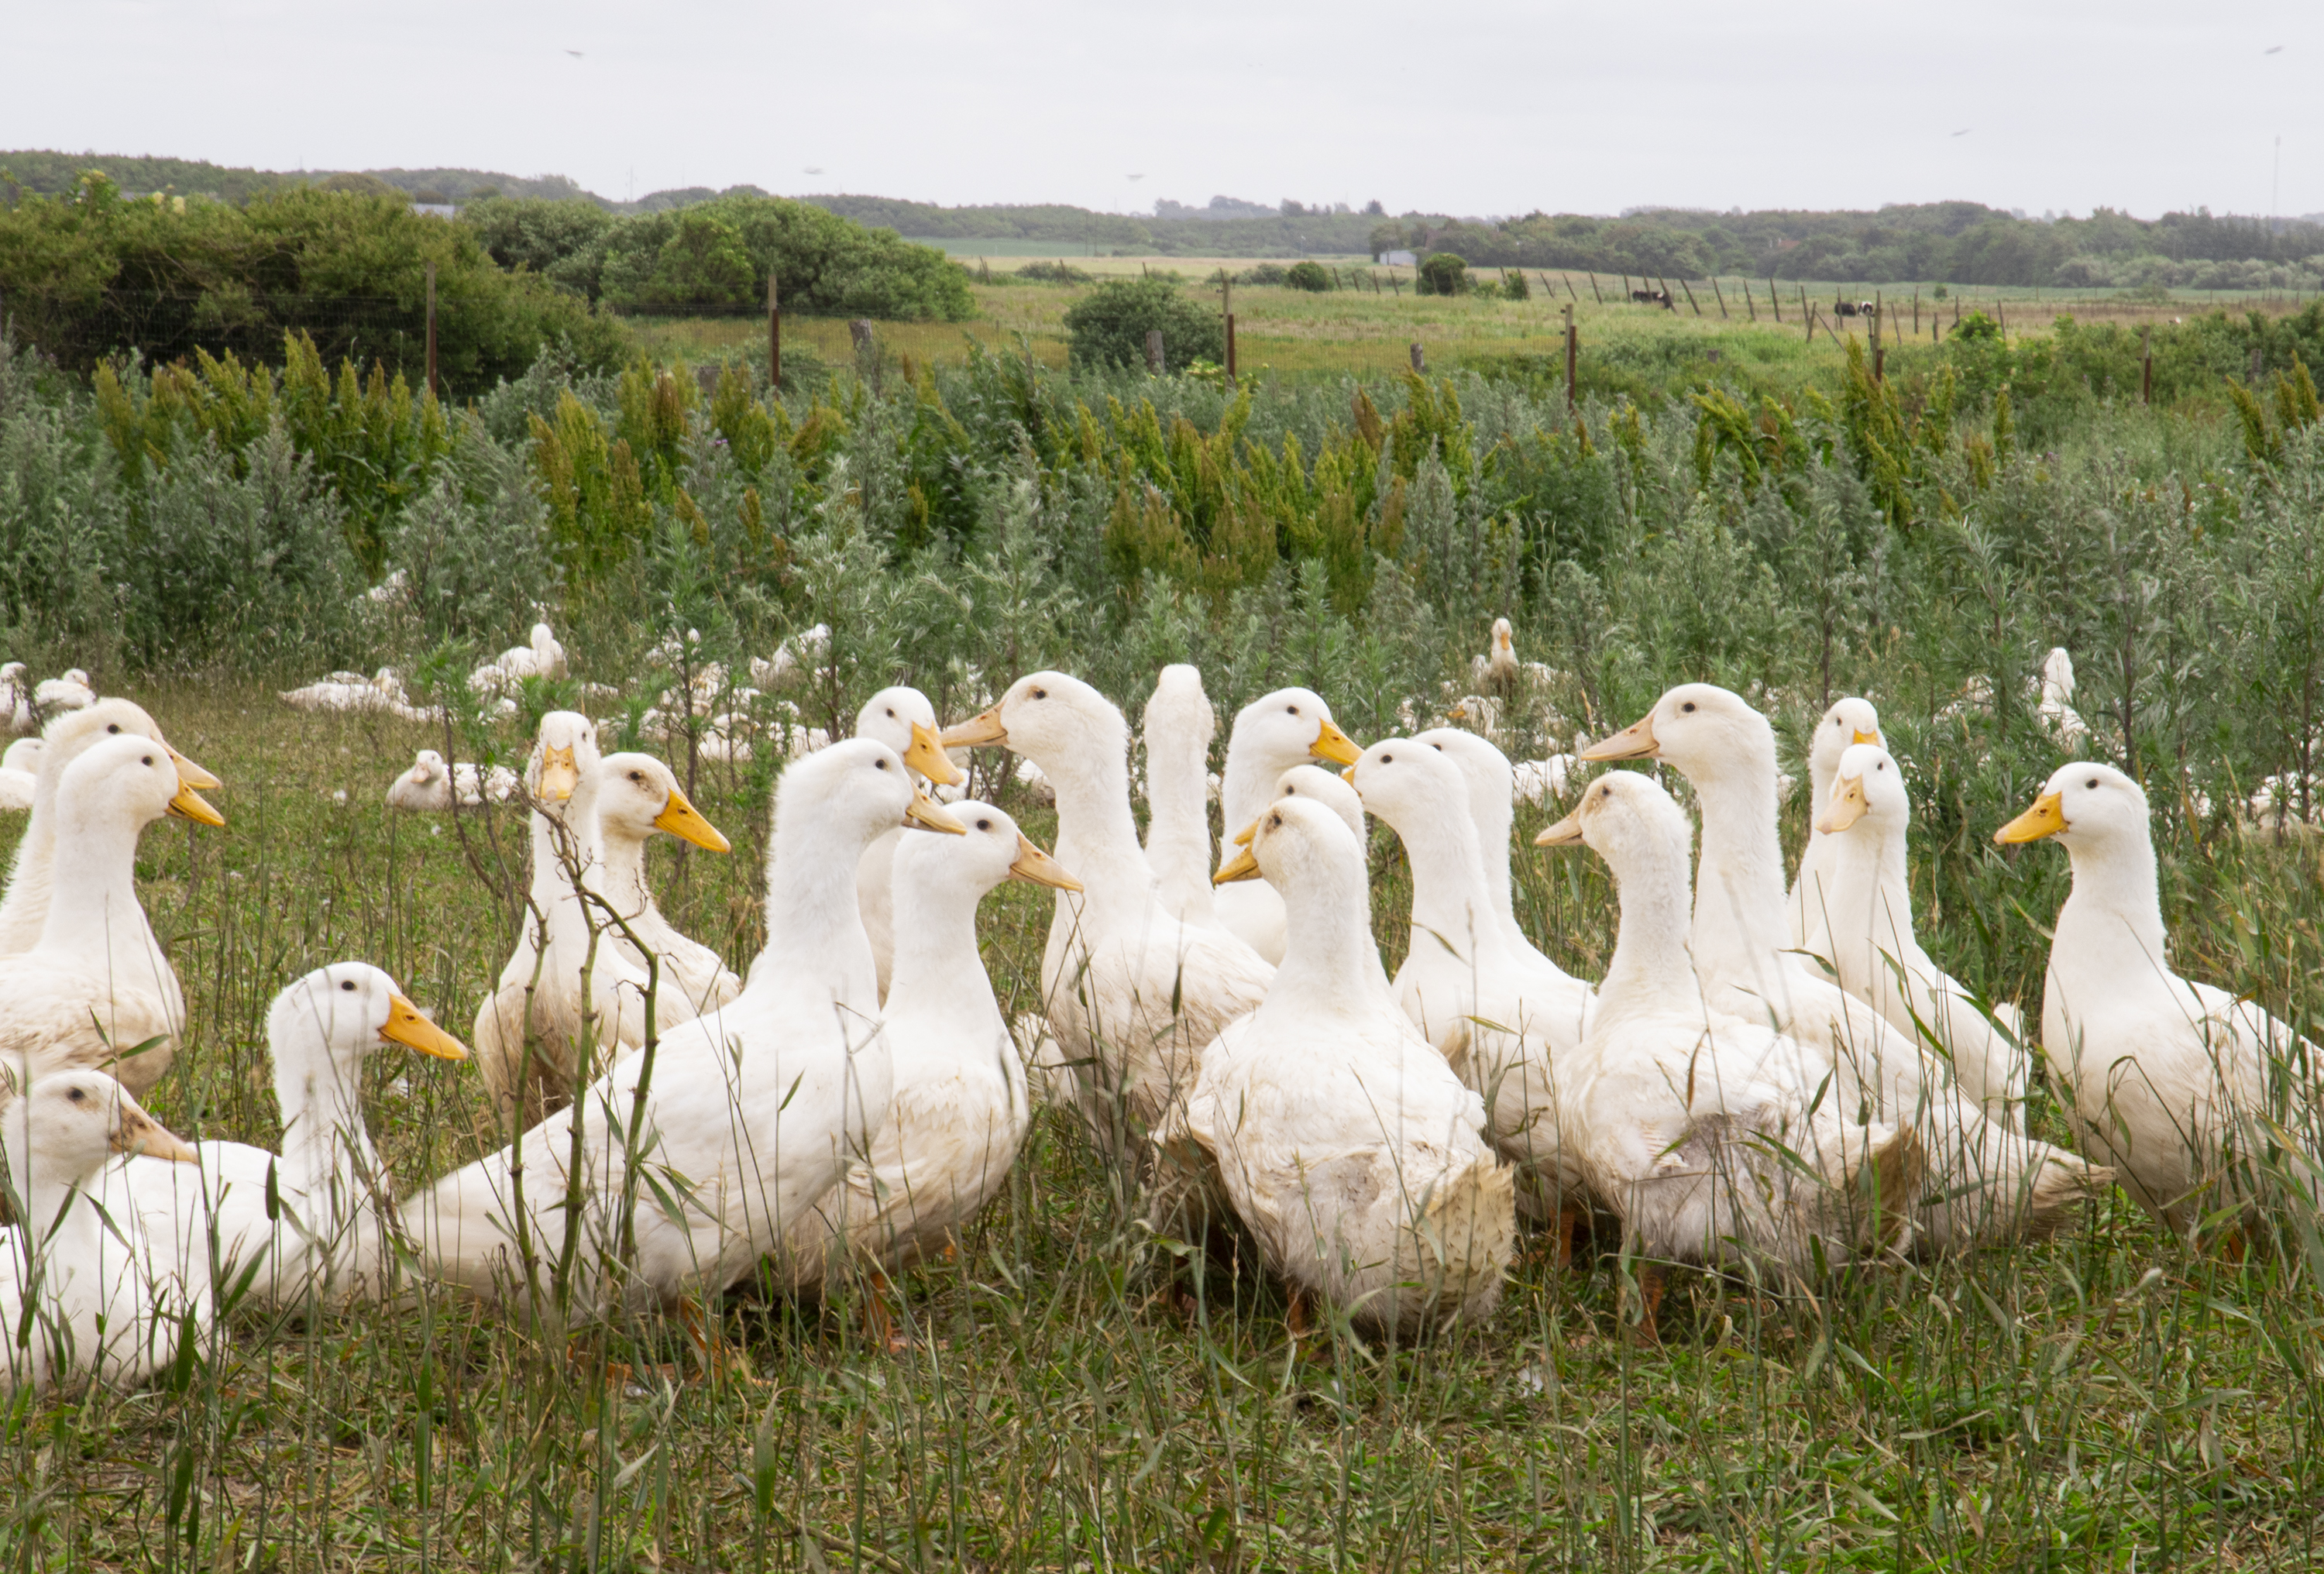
[1417,253,1469,296]
[1015,260,1095,285]
[1061,277,1225,372]
[1284,260,1332,292]
[1239,263,1289,286]
[590,194,975,321]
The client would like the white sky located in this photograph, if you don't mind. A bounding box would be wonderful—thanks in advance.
[3,0,2317,222]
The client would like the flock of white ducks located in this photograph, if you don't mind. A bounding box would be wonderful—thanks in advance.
[3,623,2321,1383]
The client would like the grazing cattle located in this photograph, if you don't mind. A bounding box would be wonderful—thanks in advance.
[1630,288,1672,308]
[1833,300,1875,317]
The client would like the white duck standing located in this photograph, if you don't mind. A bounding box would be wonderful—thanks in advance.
[1211,688,1363,964]
[1181,796,1515,1335]
[0,699,221,956]
[1141,665,1219,930]
[407,740,961,1311]
[1472,617,1521,694]
[0,734,224,1098]
[1581,684,2106,1248]
[1416,726,1593,988]
[1537,772,1923,1337]
[97,963,470,1309]
[834,686,966,1002]
[1816,743,2030,1127]
[1787,695,1885,963]
[1999,762,2319,1234]
[590,752,740,1015]
[473,739,734,1127]
[1352,738,1592,1227]
[0,1067,200,1393]
[943,672,1275,1163]
[779,804,1076,1312]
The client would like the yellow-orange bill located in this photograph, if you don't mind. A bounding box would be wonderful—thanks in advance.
[1008,832,1082,892]
[1578,713,1659,762]
[653,786,732,853]
[1533,811,1584,847]
[905,721,966,786]
[1310,718,1363,768]
[906,789,966,833]
[1993,790,2067,846]
[167,745,222,792]
[381,993,471,1061]
[1816,776,1869,836]
[940,706,1009,749]
[168,785,225,827]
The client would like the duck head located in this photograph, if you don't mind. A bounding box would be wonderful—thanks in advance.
[593,753,733,853]
[1580,682,1773,784]
[1226,686,1361,775]
[778,737,962,848]
[270,961,470,1079]
[57,732,223,835]
[528,711,600,808]
[1271,763,1366,844]
[1809,696,1885,789]
[1816,742,1909,837]
[40,697,220,794]
[855,686,962,787]
[1535,767,1692,871]
[1996,761,2145,852]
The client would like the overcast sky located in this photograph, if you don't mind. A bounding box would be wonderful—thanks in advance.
[4,0,2316,222]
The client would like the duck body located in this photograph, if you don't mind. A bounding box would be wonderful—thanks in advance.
[387,749,454,810]
[1541,773,1923,1277]
[0,738,34,811]
[95,964,471,1310]
[1817,744,2028,1127]
[0,1068,200,1392]
[410,740,952,1310]
[0,734,222,1098]
[1583,684,2108,1249]
[1356,739,1590,1215]
[944,673,1275,1159]
[2004,762,2319,1233]
[1789,696,1884,963]
[1180,797,1514,1333]
[779,804,1067,1287]
[1211,688,1363,965]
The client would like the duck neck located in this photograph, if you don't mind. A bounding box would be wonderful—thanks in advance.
[591,817,654,921]
[6,1125,96,1279]
[761,816,878,1009]
[0,769,64,950]
[1394,806,1507,967]
[1219,744,1287,848]
[1596,841,1698,1025]
[886,869,1002,1044]
[276,1040,378,1208]
[33,797,152,964]
[1820,815,1910,948]
[1267,856,1388,1012]
[1473,783,1516,922]
[1045,736,1155,923]
[1144,718,1214,915]
[1685,755,1787,984]
[2058,833,2168,978]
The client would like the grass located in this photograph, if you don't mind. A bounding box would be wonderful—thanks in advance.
[5,676,2323,1570]
[615,275,2321,404]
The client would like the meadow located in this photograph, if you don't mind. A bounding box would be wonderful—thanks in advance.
[5,303,2324,1568]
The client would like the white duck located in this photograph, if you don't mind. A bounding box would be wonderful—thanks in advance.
[589,751,740,1015]
[1416,726,1593,991]
[1140,665,1218,931]
[407,740,962,1311]
[1177,796,1515,1335]
[1817,743,2030,1127]
[1581,685,2106,1247]
[473,733,732,1127]
[1210,688,1363,965]
[0,699,222,955]
[1536,772,1923,1336]
[836,686,968,1002]
[95,963,470,1310]
[1472,617,1519,693]
[779,803,1075,1302]
[0,663,29,734]
[33,668,95,720]
[1352,737,1591,1224]
[1999,762,2319,1234]
[0,734,223,1098]
[387,748,454,810]
[943,672,1275,1159]
[0,738,36,812]
[1787,695,1885,963]
[473,622,567,691]
[0,1067,199,1393]
[2036,647,2088,747]
[1270,764,1365,844]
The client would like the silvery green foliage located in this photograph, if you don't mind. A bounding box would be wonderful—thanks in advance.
[0,374,128,669]
[381,428,559,648]
[131,426,363,666]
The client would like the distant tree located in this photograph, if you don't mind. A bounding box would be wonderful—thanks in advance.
[642,209,755,305]
[1061,277,1224,371]
[1364,199,1386,216]
[1284,260,1332,292]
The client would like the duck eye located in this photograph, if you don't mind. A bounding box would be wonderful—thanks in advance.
[977,818,992,830]
[630,772,643,782]
[1286,705,1298,715]
[142,755,153,766]
[342,980,356,991]
[108,723,121,734]
[1380,753,1393,764]
[1032,688,1047,700]
[876,758,889,770]
[2087,778,2099,789]
[68,1088,84,1103]
[1681,702,1697,713]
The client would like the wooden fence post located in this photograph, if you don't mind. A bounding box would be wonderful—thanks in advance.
[1563,303,1577,414]
[1146,329,1164,374]
[1678,277,1701,315]
[425,260,437,400]
[1587,273,1604,304]
[1912,285,1920,335]
[1562,273,1579,301]
[1226,313,1238,381]
[1411,342,1425,373]
[1800,287,1812,340]
[767,273,781,390]
[1769,279,1782,323]
[2141,325,2153,404]
[1710,277,1729,318]
[1741,280,1757,321]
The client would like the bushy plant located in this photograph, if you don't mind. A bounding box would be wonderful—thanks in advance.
[1061,278,1225,373]
[590,194,975,321]
[1417,253,1469,296]
[1284,260,1331,292]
